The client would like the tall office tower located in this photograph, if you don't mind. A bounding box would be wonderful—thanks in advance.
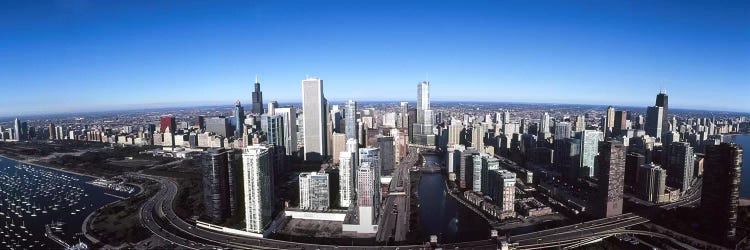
[667,142,694,193]
[242,145,274,234]
[574,116,586,132]
[459,148,480,189]
[701,143,742,243]
[160,116,176,133]
[407,108,417,143]
[539,112,550,136]
[479,154,500,194]
[613,110,627,136]
[579,130,603,177]
[605,106,616,132]
[595,140,626,218]
[274,107,297,155]
[261,114,285,148]
[346,138,359,164]
[195,116,206,130]
[345,100,357,141]
[656,91,669,134]
[357,162,377,220]
[302,78,327,161]
[234,100,245,139]
[267,101,278,115]
[635,115,645,130]
[412,81,435,146]
[448,123,463,146]
[488,169,516,216]
[645,106,664,139]
[377,136,395,176]
[625,152,646,188]
[226,149,241,217]
[638,163,667,203]
[554,122,572,140]
[472,123,485,152]
[339,151,356,207]
[206,117,232,138]
[12,118,21,141]
[252,76,264,114]
[331,133,347,164]
[200,148,230,223]
[48,123,55,140]
[299,172,330,210]
[398,102,409,129]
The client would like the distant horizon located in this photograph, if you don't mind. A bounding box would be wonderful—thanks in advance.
[2,98,748,121]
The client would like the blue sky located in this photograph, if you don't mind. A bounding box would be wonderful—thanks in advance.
[0,0,748,116]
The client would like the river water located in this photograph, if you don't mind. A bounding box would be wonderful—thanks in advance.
[725,134,750,198]
[417,154,490,243]
[0,156,129,248]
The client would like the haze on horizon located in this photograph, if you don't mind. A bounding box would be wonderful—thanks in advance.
[1,1,748,117]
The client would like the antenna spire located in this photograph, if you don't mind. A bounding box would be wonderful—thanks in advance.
[255,74,259,83]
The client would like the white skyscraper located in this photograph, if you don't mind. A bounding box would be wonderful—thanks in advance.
[539,112,550,136]
[274,107,298,155]
[412,81,435,146]
[302,78,327,161]
[579,130,604,177]
[242,145,274,234]
[299,172,330,210]
[339,151,356,207]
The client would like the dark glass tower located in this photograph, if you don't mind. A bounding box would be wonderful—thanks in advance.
[234,100,245,138]
[252,76,264,114]
[656,91,669,134]
[701,143,742,244]
[201,148,230,223]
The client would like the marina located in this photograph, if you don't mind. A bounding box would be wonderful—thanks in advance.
[0,156,131,249]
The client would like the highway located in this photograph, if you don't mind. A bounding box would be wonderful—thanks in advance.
[507,213,650,249]
[376,147,419,243]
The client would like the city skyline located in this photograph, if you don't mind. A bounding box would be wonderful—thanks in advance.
[1,1,749,116]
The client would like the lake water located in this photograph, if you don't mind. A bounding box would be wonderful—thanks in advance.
[0,156,130,248]
[725,134,750,198]
[417,154,490,243]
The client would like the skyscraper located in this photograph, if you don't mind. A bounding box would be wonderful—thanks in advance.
[13,118,21,141]
[605,106,615,133]
[667,142,694,193]
[234,100,245,139]
[160,116,176,134]
[488,169,516,217]
[579,130,603,177]
[261,114,285,149]
[471,123,485,152]
[205,117,232,138]
[302,78,327,161]
[595,140,625,218]
[645,106,663,139]
[267,101,278,115]
[377,136,395,176]
[701,143,742,243]
[412,81,435,146]
[345,100,357,141]
[656,91,669,135]
[252,76,264,114]
[613,110,627,136]
[554,122,572,140]
[242,145,274,234]
[359,147,380,214]
[638,163,667,203]
[48,123,55,140]
[539,112,550,137]
[299,172,330,210]
[274,107,298,155]
[201,148,230,223]
[339,151,356,208]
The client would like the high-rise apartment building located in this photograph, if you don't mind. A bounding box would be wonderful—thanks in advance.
[299,172,330,210]
[667,142,694,193]
[274,107,298,155]
[339,151,356,208]
[701,143,742,243]
[594,140,625,218]
[242,145,274,234]
[201,148,230,223]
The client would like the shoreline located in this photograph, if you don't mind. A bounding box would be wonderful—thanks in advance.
[0,154,102,179]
